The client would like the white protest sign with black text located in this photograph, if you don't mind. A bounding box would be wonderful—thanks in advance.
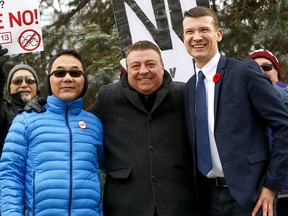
[112,0,210,82]
[0,0,43,55]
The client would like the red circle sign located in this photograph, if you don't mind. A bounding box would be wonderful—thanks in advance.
[18,29,41,51]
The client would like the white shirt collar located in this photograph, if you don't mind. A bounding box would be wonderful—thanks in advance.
[195,52,221,82]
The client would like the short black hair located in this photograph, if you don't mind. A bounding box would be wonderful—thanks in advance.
[48,50,85,74]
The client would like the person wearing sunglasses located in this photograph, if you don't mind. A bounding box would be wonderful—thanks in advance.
[0,45,40,157]
[248,49,284,85]
[0,50,105,216]
[248,49,288,216]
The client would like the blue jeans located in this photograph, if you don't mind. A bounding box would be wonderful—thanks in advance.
[209,187,271,216]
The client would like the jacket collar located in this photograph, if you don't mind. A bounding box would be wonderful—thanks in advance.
[46,95,83,115]
[10,93,26,107]
[121,70,172,113]
[213,55,227,117]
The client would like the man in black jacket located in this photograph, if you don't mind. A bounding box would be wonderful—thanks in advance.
[0,45,40,156]
[88,40,195,215]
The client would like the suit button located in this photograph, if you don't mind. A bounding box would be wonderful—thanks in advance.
[149,145,156,151]
[152,175,158,182]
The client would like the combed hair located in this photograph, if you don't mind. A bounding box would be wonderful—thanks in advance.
[125,40,163,63]
[183,6,219,29]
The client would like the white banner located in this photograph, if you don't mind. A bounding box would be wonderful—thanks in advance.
[112,0,210,82]
[0,0,43,55]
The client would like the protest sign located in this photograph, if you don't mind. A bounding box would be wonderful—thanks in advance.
[112,0,210,82]
[0,0,43,55]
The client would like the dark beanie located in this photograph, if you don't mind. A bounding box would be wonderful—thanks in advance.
[7,64,39,94]
[248,49,282,80]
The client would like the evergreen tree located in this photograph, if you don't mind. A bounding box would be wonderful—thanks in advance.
[5,0,288,108]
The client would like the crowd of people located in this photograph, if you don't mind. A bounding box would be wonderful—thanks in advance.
[0,5,288,216]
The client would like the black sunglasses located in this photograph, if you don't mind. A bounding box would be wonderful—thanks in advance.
[12,76,36,85]
[50,70,84,78]
[260,64,274,71]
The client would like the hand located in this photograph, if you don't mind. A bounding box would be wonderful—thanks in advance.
[252,187,276,216]
[0,44,10,78]
[23,97,47,113]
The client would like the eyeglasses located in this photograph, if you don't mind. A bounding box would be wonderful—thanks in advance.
[12,76,36,85]
[260,64,274,71]
[50,70,84,78]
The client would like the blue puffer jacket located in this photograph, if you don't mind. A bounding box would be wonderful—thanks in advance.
[0,95,104,216]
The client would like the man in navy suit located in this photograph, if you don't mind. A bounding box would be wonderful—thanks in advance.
[182,6,288,216]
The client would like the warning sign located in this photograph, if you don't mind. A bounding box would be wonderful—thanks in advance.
[0,0,43,55]
[18,29,41,51]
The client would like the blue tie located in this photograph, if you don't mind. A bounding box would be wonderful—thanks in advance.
[195,71,212,176]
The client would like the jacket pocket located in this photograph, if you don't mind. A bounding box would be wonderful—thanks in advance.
[247,149,269,164]
[108,167,132,179]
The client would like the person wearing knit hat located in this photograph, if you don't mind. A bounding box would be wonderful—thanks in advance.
[249,49,288,216]
[0,45,39,156]
[7,64,39,102]
[248,49,288,101]
[248,49,282,84]
[248,49,288,102]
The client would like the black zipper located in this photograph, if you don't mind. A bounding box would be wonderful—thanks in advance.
[66,105,73,216]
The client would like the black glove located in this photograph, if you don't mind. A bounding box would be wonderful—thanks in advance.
[0,44,10,78]
[22,97,47,113]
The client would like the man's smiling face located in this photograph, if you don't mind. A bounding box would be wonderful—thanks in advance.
[183,15,223,68]
[126,49,164,96]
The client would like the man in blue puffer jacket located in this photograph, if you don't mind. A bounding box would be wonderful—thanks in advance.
[0,50,104,216]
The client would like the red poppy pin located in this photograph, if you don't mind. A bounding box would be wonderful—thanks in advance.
[213,73,221,83]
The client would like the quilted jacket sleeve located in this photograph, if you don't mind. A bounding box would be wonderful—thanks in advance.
[0,113,28,216]
[94,115,105,172]
[274,84,288,105]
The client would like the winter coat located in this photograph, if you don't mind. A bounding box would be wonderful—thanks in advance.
[88,71,196,216]
[0,95,104,216]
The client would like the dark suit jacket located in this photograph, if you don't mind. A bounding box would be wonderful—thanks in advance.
[184,55,288,210]
[88,71,196,216]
